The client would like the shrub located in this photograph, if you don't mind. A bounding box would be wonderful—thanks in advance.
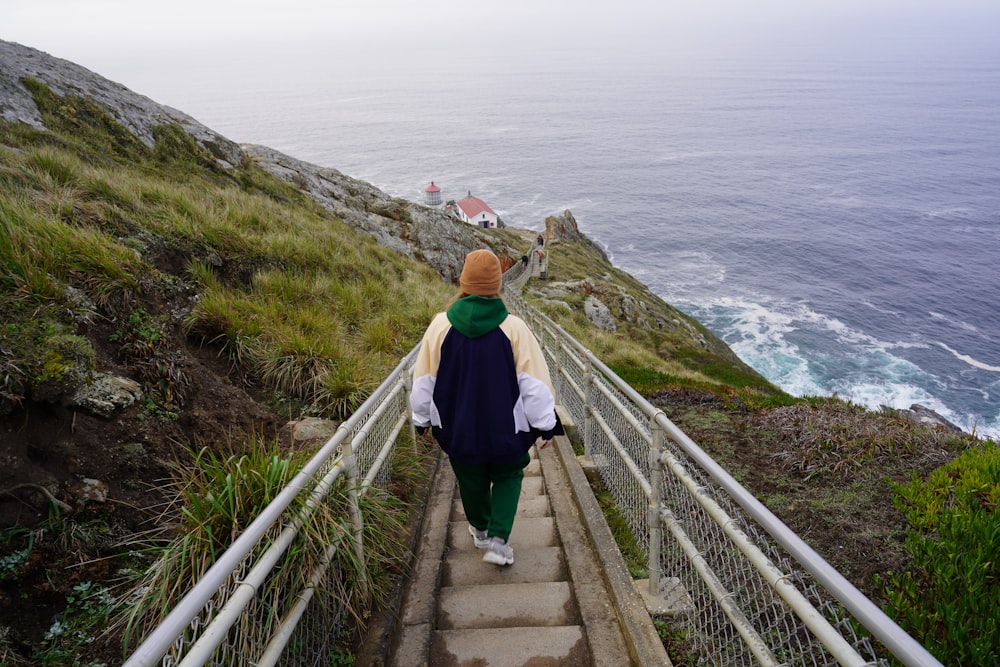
[879,441,999,666]
[0,302,96,408]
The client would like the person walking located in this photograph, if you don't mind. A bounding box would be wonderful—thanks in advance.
[410,248,563,566]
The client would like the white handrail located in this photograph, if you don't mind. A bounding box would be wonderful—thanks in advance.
[124,347,420,667]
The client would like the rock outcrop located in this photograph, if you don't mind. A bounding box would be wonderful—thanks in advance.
[0,40,242,167]
[584,295,617,332]
[546,209,609,262]
[70,374,143,419]
[241,144,500,282]
[0,40,511,285]
[897,404,965,433]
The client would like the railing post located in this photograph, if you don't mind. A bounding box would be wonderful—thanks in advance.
[583,354,594,459]
[546,327,565,406]
[553,340,563,405]
[648,415,665,594]
[341,430,368,599]
[403,357,417,456]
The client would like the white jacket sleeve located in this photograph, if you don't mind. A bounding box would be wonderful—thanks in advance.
[409,312,450,428]
[500,316,558,431]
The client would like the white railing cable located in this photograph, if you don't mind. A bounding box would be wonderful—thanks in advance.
[656,415,943,667]
[504,283,943,667]
[124,347,419,667]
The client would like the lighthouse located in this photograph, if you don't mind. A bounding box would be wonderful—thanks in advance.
[424,181,442,206]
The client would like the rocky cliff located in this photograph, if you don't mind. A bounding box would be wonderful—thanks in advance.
[0,40,512,283]
[1,41,241,166]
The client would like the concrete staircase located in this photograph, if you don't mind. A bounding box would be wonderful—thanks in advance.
[430,457,591,665]
[387,436,672,666]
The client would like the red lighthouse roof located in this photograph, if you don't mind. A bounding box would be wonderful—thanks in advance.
[425,181,441,192]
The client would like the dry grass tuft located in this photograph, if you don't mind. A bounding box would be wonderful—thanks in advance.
[760,401,966,480]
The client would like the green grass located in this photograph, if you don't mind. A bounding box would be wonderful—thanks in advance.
[879,441,999,666]
[610,364,794,410]
[591,481,647,579]
[118,430,433,662]
[1,79,456,419]
[119,438,309,650]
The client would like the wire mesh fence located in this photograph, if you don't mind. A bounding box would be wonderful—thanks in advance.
[503,286,941,667]
[123,349,420,667]
[654,444,883,667]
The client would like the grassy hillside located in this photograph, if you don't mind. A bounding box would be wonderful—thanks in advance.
[531,225,786,403]
[0,78,471,663]
[2,78,462,417]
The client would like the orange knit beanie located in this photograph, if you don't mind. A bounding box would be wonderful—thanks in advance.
[459,249,502,296]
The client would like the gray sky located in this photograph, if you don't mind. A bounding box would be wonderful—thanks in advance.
[2,1,998,102]
[5,1,998,55]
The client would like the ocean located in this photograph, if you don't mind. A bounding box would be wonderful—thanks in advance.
[140,47,1000,437]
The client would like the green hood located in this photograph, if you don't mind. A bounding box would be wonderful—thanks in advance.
[446,295,509,338]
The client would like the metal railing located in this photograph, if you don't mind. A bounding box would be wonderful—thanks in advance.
[503,284,942,667]
[123,347,420,667]
[125,259,942,666]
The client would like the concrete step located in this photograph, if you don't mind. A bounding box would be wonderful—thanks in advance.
[437,581,578,630]
[450,474,544,498]
[430,626,591,667]
[447,516,557,551]
[443,545,567,587]
[450,494,551,522]
[524,457,541,476]
[519,475,544,497]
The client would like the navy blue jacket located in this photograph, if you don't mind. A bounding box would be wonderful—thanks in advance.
[410,296,563,465]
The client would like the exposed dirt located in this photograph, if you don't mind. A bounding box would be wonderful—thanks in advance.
[0,311,283,664]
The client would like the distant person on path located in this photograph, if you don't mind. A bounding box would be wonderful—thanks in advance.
[410,249,563,566]
[536,233,544,246]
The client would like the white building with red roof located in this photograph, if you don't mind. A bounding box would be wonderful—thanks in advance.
[455,192,499,229]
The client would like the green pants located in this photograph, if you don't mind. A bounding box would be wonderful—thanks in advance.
[449,453,531,542]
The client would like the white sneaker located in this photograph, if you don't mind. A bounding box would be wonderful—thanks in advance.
[468,524,489,549]
[483,537,514,566]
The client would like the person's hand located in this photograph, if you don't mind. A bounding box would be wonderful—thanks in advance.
[540,438,553,450]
